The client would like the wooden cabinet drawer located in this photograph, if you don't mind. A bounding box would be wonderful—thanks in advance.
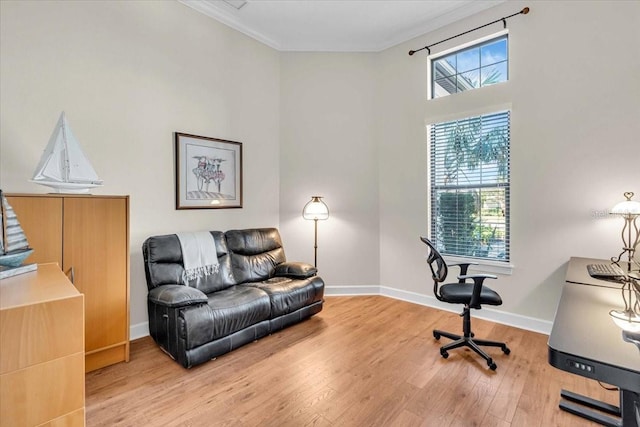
[0,264,85,426]
[0,295,84,374]
[0,352,85,426]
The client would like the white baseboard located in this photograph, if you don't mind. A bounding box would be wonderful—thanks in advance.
[130,284,553,340]
[324,285,380,296]
[130,322,149,341]
[326,284,552,335]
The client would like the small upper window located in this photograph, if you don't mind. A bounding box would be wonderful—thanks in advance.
[431,35,508,99]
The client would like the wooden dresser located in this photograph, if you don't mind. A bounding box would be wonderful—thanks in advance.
[0,263,85,426]
[6,193,130,372]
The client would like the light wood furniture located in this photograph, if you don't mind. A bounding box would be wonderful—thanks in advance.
[7,193,130,372]
[1,263,85,426]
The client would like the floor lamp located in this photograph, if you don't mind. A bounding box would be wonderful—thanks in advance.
[302,196,329,268]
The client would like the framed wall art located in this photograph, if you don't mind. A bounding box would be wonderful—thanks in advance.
[175,132,243,209]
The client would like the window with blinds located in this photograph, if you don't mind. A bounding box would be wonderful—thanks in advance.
[429,110,510,261]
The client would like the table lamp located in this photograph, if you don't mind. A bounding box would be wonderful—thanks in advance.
[610,191,640,272]
[609,279,640,333]
[302,196,329,268]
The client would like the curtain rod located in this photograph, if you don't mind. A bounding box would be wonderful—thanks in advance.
[408,7,530,56]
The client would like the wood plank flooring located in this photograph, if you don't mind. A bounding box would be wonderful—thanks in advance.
[86,296,619,426]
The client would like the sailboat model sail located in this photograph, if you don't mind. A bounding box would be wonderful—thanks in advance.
[0,190,34,267]
[30,112,103,193]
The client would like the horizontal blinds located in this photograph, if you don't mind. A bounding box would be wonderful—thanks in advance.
[430,111,510,261]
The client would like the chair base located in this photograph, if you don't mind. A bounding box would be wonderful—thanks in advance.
[434,326,510,370]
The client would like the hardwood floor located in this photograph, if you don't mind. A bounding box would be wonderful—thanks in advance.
[86,296,618,426]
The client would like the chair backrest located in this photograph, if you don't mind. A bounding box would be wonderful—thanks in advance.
[420,237,448,300]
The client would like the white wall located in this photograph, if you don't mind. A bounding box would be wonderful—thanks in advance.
[1,0,638,336]
[375,0,640,323]
[277,1,639,330]
[0,0,281,328]
[279,53,380,288]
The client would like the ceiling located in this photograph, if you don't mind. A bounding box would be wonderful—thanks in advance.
[179,0,506,52]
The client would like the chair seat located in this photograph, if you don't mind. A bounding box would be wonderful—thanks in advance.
[440,282,502,306]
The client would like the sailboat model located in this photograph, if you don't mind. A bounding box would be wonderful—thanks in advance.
[0,190,34,268]
[30,112,103,193]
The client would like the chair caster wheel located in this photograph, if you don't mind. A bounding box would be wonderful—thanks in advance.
[487,358,496,370]
[440,349,448,359]
[433,331,441,340]
[503,346,511,355]
[470,332,475,337]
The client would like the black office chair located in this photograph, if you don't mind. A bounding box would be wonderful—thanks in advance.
[420,237,510,370]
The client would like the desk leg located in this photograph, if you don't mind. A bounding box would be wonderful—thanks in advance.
[620,389,640,427]
[560,389,621,427]
[561,390,621,416]
[560,389,640,427]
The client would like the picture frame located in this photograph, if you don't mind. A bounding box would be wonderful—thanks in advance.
[175,132,243,209]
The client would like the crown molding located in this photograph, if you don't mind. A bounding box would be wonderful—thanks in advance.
[179,0,505,53]
[179,0,283,50]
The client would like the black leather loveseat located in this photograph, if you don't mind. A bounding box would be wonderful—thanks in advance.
[142,228,324,368]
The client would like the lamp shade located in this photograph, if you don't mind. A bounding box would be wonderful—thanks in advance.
[610,192,640,216]
[302,196,329,220]
[610,309,640,333]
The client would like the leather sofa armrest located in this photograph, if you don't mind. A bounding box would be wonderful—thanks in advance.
[273,261,318,279]
[148,285,208,308]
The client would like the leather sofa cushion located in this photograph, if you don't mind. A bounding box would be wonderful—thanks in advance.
[143,232,237,293]
[226,228,286,283]
[179,285,271,350]
[244,276,324,317]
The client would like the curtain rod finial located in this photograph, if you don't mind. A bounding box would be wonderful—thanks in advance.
[408,50,415,56]
[522,7,530,14]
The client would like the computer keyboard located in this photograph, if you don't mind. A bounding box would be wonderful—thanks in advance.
[586,263,626,279]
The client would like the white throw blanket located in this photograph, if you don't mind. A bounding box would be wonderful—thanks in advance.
[177,232,220,283]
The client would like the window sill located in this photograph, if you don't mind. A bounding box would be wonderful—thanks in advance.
[443,255,513,276]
